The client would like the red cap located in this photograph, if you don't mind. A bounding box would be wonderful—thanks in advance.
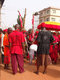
[3,29,7,32]
[35,31,39,34]
[53,32,56,35]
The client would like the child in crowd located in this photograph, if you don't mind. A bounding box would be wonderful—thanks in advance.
[29,43,37,64]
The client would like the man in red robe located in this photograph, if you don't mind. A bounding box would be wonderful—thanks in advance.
[27,29,33,50]
[34,31,39,44]
[9,24,25,74]
[3,28,12,69]
[50,32,59,64]
[58,33,60,54]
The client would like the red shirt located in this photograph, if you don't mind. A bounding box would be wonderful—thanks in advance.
[53,35,59,43]
[9,31,25,54]
[58,35,60,41]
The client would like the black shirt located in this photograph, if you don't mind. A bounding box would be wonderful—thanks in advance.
[37,30,54,54]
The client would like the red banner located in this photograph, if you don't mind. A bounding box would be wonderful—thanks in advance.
[32,15,34,38]
[18,11,23,28]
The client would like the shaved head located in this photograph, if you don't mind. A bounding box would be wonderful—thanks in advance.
[8,27,12,34]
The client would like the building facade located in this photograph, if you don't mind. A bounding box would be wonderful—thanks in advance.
[39,7,60,23]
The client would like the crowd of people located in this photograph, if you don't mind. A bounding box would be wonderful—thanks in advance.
[0,24,60,75]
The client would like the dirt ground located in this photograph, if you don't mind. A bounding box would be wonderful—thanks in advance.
[0,59,60,80]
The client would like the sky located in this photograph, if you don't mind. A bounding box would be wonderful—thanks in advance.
[1,0,60,30]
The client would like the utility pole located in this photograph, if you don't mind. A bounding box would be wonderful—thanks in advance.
[33,12,40,30]
[23,8,26,28]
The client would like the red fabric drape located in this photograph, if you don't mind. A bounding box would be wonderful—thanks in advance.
[37,22,60,31]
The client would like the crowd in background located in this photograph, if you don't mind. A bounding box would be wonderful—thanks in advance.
[0,24,60,74]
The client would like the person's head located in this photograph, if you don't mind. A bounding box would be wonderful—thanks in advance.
[3,31,5,34]
[3,29,7,34]
[35,31,39,36]
[53,32,56,35]
[8,27,12,34]
[28,29,32,34]
[41,27,46,31]
[14,24,20,31]
[0,28,2,34]
[56,31,59,36]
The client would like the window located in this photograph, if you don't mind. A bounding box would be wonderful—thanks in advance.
[44,11,46,14]
[52,9,56,13]
[46,18,49,21]
[40,20,42,23]
[51,18,55,21]
[40,12,43,16]
[47,10,50,14]
[59,20,60,22]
